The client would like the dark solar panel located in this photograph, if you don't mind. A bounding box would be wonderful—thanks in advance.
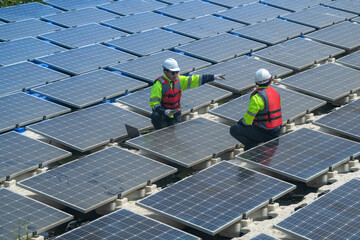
[35,44,136,75]
[323,0,360,15]
[105,28,194,57]
[108,50,211,83]
[232,18,315,45]
[281,63,360,102]
[38,23,127,49]
[0,62,67,97]
[210,86,326,124]
[26,103,151,152]
[314,99,360,141]
[207,0,258,8]
[44,0,112,11]
[191,56,292,93]
[126,117,240,167]
[252,38,344,71]
[31,69,148,108]
[19,147,176,213]
[261,0,329,12]
[138,161,295,235]
[338,50,360,70]
[0,131,71,182]
[98,0,167,16]
[175,33,266,63]
[0,92,70,133]
[276,179,360,240]
[237,128,360,182]
[0,188,73,240]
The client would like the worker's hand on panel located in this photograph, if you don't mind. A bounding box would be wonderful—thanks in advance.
[214,74,226,80]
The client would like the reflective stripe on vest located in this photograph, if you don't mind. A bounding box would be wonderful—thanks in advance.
[251,87,282,129]
[156,76,182,110]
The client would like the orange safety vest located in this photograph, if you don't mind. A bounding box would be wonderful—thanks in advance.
[156,76,182,111]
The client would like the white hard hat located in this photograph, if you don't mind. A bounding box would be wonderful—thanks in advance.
[254,68,272,84]
[163,58,180,71]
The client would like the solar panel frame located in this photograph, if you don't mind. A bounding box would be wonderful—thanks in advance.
[261,0,329,12]
[337,50,360,70]
[97,0,167,16]
[0,92,71,134]
[31,69,148,108]
[323,0,360,15]
[19,146,177,213]
[43,0,112,11]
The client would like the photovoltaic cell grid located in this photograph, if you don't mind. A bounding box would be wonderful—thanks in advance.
[0,2,62,22]
[26,103,151,152]
[216,3,291,25]
[109,50,211,83]
[38,23,127,49]
[44,0,112,11]
[105,28,194,57]
[98,0,167,16]
[323,0,360,15]
[164,15,245,40]
[338,50,360,70]
[192,56,292,93]
[282,6,357,29]
[232,18,315,45]
[253,38,344,71]
[0,62,67,97]
[314,99,360,141]
[276,179,360,240]
[32,69,148,108]
[0,92,70,134]
[237,128,360,182]
[250,233,279,240]
[117,84,232,116]
[0,131,71,182]
[261,0,329,12]
[35,44,136,76]
[101,11,179,34]
[207,0,259,8]
[155,0,226,20]
[281,63,360,102]
[138,161,295,235]
[126,117,239,167]
[306,21,360,51]
[175,33,266,63]
[19,147,176,213]
[0,37,65,67]
[41,7,119,28]
[0,19,63,42]
[54,209,200,240]
[210,86,326,124]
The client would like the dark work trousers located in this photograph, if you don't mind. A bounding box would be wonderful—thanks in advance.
[151,111,181,130]
[230,123,281,151]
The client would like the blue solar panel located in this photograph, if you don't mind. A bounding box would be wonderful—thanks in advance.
[44,0,112,11]
[261,0,329,12]
[207,0,258,8]
[338,50,360,70]
[323,0,360,15]
[250,233,279,240]
[98,0,167,16]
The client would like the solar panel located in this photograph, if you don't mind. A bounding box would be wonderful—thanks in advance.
[236,128,360,182]
[282,6,357,29]
[117,84,232,116]
[158,0,190,4]
[38,23,127,49]
[191,56,292,93]
[0,92,70,134]
[0,62,68,97]
[44,0,112,11]
[35,44,136,76]
[41,7,119,28]
[232,18,315,45]
[155,0,226,20]
[101,11,179,34]
[19,146,176,213]
[338,50,360,70]
[281,63,360,102]
[31,69,148,108]
[26,103,151,152]
[313,99,360,141]
[0,2,62,22]
[0,19,63,42]
[323,0,360,15]
[216,3,291,25]
[0,131,71,182]
[138,161,295,235]
[0,188,73,240]
[175,33,266,63]
[250,233,279,240]
[305,21,360,51]
[0,37,65,67]
[126,117,239,167]
[206,0,258,8]
[252,38,344,71]
[105,28,194,57]
[275,178,360,240]
[353,16,360,24]
[164,15,245,39]
[54,209,200,240]
[210,86,326,124]
[108,50,211,83]
[261,0,329,12]
[98,0,167,16]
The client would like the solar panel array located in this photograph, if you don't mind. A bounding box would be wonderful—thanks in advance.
[207,0,258,8]
[323,0,360,15]
[338,50,360,70]
[261,0,329,12]
[250,233,279,240]
[98,0,167,16]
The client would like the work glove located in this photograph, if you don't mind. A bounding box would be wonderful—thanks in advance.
[164,108,180,116]
[214,74,226,80]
